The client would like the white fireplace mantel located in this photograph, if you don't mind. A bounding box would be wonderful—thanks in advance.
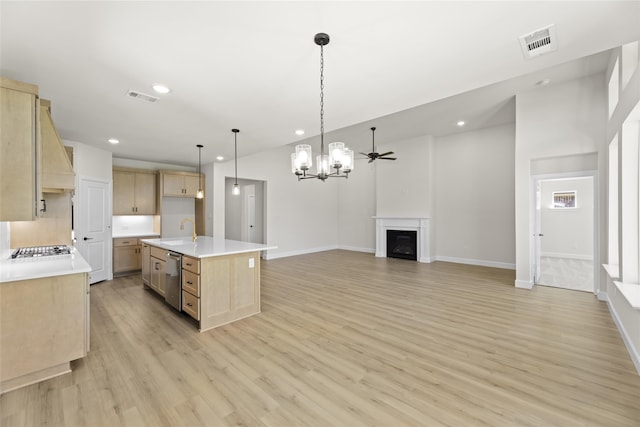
[373,217,431,263]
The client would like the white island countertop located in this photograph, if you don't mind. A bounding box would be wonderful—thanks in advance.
[140,236,277,259]
[0,247,92,283]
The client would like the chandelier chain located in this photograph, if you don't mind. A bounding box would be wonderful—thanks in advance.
[319,43,324,154]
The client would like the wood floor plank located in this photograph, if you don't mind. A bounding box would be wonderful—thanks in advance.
[1,250,639,426]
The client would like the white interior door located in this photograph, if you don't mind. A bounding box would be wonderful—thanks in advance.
[77,177,110,284]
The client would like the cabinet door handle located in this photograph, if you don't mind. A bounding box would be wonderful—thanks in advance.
[186,302,193,307]
[123,241,130,244]
[185,263,192,266]
[186,281,193,285]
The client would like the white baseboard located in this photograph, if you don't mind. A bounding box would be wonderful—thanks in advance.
[515,279,534,289]
[597,291,609,302]
[263,245,338,260]
[605,296,640,375]
[337,245,375,254]
[540,252,593,261]
[435,256,515,270]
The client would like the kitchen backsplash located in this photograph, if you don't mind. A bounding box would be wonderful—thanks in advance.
[112,215,159,237]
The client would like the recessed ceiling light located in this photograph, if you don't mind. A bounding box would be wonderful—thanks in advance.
[108,138,119,144]
[536,78,551,86]
[152,84,171,94]
[216,156,224,161]
[295,129,305,136]
[457,121,465,127]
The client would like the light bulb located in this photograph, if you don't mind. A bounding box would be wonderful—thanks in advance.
[232,184,240,195]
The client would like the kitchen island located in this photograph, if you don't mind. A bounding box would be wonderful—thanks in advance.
[140,236,276,332]
[0,248,91,394]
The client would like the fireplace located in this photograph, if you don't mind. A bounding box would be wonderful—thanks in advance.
[374,217,431,263]
[387,230,417,260]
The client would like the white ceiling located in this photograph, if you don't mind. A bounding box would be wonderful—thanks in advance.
[2,1,639,167]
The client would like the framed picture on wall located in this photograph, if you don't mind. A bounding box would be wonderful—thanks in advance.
[552,191,576,208]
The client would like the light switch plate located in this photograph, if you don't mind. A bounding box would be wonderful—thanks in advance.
[249,258,254,268]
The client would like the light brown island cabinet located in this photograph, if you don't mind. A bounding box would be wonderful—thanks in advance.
[149,246,166,296]
[141,243,151,285]
[0,77,40,221]
[161,171,201,197]
[143,245,261,332]
[0,272,89,394]
[113,168,157,215]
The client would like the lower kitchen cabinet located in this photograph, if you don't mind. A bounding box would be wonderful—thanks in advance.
[113,236,156,275]
[181,255,201,320]
[0,272,89,393]
[149,246,166,296]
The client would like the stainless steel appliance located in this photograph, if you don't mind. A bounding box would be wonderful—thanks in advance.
[11,245,71,258]
[165,251,182,311]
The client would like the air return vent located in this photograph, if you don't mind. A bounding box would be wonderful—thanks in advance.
[126,89,159,103]
[519,24,557,59]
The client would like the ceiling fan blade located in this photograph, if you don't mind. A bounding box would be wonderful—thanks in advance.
[359,152,371,157]
[379,157,397,160]
[368,158,374,163]
[378,151,394,157]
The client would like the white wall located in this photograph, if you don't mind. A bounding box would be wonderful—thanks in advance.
[225,177,265,243]
[376,135,433,217]
[603,43,640,373]
[514,74,606,288]
[337,159,376,252]
[435,124,516,268]
[65,140,112,182]
[540,177,593,258]
[211,144,339,259]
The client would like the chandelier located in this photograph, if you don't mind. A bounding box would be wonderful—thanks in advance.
[291,33,354,181]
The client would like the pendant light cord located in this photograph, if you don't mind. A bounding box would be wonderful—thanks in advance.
[319,43,324,156]
[234,130,239,185]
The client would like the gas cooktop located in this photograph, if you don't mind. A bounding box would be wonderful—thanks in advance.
[11,245,71,259]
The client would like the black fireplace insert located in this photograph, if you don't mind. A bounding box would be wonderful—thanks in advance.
[386,229,417,261]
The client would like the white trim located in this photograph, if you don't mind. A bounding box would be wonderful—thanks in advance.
[597,291,609,302]
[530,170,599,293]
[435,256,515,270]
[338,245,375,254]
[515,279,534,289]
[374,217,431,263]
[540,252,593,261]
[263,245,338,260]
[614,281,640,309]
[605,296,640,374]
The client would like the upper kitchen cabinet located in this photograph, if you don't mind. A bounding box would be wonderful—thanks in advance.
[113,168,157,215]
[0,77,39,221]
[161,171,202,197]
[39,100,74,193]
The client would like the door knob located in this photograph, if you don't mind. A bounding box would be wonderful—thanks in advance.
[83,237,93,241]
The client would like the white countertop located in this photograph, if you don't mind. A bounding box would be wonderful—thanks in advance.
[112,232,160,238]
[140,236,277,258]
[0,247,92,283]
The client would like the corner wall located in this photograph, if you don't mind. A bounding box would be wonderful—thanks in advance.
[514,74,607,288]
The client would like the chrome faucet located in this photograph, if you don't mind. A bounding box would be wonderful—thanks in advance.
[180,218,197,242]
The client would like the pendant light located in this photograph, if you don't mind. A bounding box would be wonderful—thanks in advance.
[232,129,240,196]
[290,33,354,181]
[196,144,204,199]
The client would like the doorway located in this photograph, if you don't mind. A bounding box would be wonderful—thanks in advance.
[76,176,111,284]
[225,177,265,244]
[533,174,596,292]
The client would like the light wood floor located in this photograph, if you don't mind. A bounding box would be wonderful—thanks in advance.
[1,250,639,426]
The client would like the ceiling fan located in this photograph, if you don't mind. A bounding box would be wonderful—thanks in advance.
[360,127,396,163]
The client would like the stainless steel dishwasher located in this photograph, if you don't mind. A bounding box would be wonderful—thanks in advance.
[165,251,182,311]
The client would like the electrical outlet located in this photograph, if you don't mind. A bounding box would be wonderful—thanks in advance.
[249,258,254,268]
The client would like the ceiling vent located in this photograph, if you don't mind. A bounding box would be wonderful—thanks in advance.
[126,89,159,103]
[519,24,557,59]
